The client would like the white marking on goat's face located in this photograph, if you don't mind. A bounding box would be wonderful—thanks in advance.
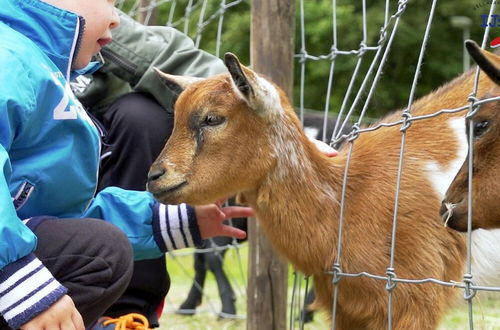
[425,117,468,199]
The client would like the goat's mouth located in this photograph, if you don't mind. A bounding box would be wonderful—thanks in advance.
[149,181,188,202]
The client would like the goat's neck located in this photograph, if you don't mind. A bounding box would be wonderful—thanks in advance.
[243,115,345,274]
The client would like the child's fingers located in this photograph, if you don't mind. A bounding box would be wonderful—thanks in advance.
[221,206,255,219]
[221,224,247,239]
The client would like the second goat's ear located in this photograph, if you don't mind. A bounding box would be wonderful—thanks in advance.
[465,40,500,85]
[154,67,203,96]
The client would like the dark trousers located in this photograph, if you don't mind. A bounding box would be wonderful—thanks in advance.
[0,218,133,329]
[96,92,174,327]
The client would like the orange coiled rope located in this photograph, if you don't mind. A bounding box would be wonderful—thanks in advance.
[102,313,151,330]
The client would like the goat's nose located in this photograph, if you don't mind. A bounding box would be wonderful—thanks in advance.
[147,167,166,183]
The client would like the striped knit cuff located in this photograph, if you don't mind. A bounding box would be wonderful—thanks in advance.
[152,202,202,252]
[0,254,67,329]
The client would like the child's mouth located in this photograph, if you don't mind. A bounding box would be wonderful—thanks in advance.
[97,38,112,47]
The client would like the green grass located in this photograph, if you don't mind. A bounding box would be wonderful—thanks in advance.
[439,295,500,330]
[159,244,500,329]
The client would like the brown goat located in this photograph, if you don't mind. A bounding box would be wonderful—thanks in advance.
[147,52,500,329]
[441,41,500,231]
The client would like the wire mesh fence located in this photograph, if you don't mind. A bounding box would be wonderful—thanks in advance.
[118,0,500,329]
[295,1,500,329]
[117,0,248,57]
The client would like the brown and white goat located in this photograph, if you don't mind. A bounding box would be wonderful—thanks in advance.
[441,41,500,231]
[147,52,500,329]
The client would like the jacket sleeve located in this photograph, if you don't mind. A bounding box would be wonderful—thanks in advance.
[0,57,66,329]
[77,10,227,113]
[84,187,202,260]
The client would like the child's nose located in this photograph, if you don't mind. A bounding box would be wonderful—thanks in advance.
[110,8,120,29]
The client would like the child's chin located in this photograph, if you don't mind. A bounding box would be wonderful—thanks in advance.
[71,56,92,70]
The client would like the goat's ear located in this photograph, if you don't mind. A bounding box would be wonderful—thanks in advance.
[224,52,282,116]
[224,53,254,97]
[154,67,203,96]
[466,40,500,85]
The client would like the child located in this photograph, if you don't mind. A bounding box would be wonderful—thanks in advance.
[74,10,232,328]
[0,0,253,329]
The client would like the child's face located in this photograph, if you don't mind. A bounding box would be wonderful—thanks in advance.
[42,0,120,69]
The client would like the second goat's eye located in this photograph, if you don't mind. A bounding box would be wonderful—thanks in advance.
[202,114,225,127]
[473,120,489,138]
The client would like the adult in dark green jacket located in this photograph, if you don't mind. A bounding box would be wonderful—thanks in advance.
[74,11,227,329]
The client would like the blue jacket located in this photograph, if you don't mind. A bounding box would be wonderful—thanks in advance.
[0,0,201,328]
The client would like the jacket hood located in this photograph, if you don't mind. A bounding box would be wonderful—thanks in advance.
[0,0,85,80]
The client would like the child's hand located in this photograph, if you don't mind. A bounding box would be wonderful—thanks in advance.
[21,295,84,330]
[195,199,254,239]
[308,136,338,157]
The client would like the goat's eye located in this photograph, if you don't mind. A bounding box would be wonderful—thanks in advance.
[473,120,489,138]
[202,115,225,127]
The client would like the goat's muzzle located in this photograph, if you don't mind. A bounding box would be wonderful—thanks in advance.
[147,166,189,203]
[440,200,468,232]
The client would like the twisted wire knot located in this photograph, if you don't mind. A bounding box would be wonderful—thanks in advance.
[297,49,309,64]
[378,28,388,45]
[394,0,409,18]
[386,267,397,291]
[328,45,338,61]
[358,42,367,57]
[332,263,342,284]
[466,94,480,119]
[463,274,477,300]
[347,124,361,142]
[400,111,413,132]
[467,94,478,103]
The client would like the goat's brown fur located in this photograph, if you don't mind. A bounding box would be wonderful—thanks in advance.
[148,51,500,329]
[441,41,500,231]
